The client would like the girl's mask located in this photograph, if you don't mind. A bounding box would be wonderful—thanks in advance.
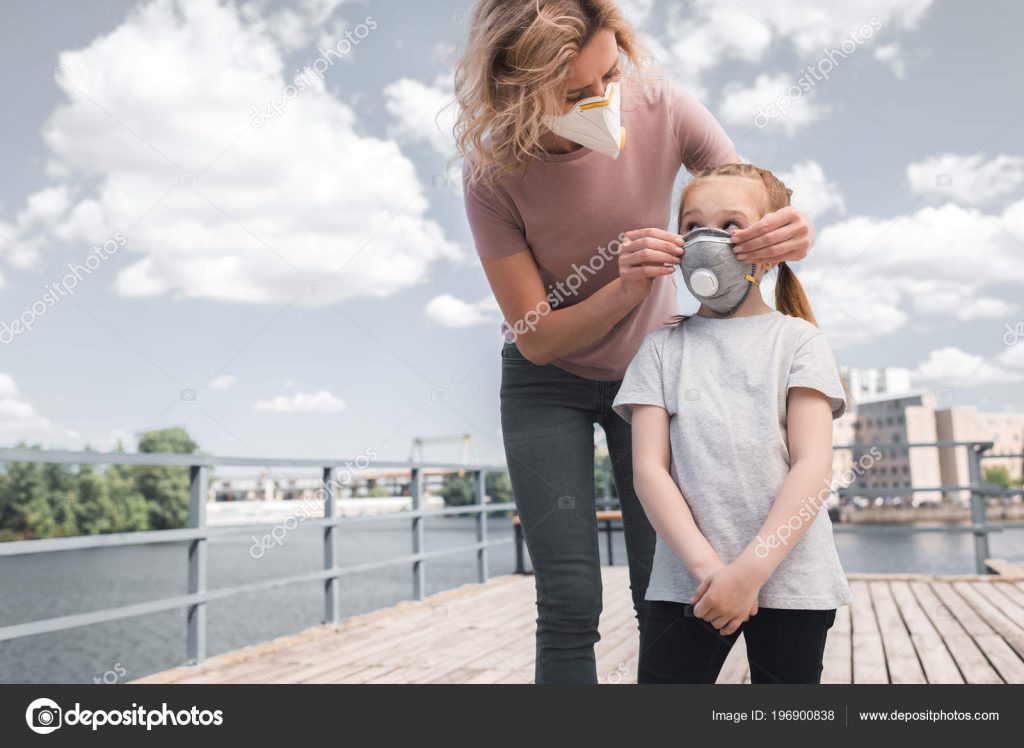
[680,227,759,316]
[543,81,625,159]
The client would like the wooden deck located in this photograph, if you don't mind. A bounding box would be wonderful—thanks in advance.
[132,566,1024,685]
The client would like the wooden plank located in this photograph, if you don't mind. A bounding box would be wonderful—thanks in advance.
[131,574,527,684]
[988,579,1024,612]
[132,569,1024,686]
[909,581,1000,684]
[929,582,1023,684]
[849,580,888,683]
[973,581,1024,626]
[985,559,1024,579]
[717,634,747,684]
[952,581,1024,662]
[888,581,962,683]
[870,581,926,683]
[821,603,852,684]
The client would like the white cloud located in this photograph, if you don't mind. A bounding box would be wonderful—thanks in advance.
[997,339,1024,369]
[0,372,80,447]
[873,42,907,78]
[384,76,456,160]
[254,389,346,413]
[8,0,460,306]
[239,0,350,52]
[907,154,1024,206]
[700,0,931,56]
[424,293,499,328]
[664,2,773,101]
[777,161,845,220]
[719,73,829,136]
[208,374,236,390]
[796,196,1024,346]
[650,0,934,100]
[911,346,1021,386]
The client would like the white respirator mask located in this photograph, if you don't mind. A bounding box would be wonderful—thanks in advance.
[543,80,625,159]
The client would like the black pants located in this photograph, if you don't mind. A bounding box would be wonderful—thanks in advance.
[638,600,837,684]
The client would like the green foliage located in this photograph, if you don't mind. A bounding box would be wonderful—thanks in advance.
[440,471,514,510]
[486,472,512,506]
[594,453,619,504]
[135,428,198,530]
[440,474,476,507]
[0,427,200,539]
[983,465,1011,489]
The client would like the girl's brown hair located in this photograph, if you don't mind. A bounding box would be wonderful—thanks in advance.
[668,163,816,328]
[453,0,656,189]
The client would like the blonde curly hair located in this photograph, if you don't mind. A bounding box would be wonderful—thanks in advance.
[453,0,655,188]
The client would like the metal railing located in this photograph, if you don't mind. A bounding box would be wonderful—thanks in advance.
[1,440,1022,667]
[825,440,1024,575]
[591,440,1024,576]
[0,448,513,666]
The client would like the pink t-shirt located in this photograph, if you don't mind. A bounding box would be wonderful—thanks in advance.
[462,77,736,380]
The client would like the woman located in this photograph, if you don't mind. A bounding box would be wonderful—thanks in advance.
[453,0,813,684]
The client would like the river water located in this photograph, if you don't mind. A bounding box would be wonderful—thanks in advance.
[2,516,1022,683]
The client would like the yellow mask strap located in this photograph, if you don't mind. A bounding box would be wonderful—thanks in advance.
[743,274,760,286]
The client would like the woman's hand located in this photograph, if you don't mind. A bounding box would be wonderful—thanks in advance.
[691,562,762,636]
[618,228,684,303]
[728,205,814,263]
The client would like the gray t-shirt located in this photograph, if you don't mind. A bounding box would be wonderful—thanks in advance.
[611,310,853,609]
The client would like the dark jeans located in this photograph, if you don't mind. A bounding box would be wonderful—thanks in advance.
[638,600,837,684]
[499,340,657,684]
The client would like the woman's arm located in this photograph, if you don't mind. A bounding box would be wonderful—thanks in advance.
[480,229,681,365]
[691,387,835,633]
[630,403,724,580]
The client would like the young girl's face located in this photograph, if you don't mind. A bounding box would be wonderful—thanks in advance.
[679,175,768,235]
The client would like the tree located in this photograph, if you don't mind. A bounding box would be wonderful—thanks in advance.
[74,465,118,535]
[105,464,150,532]
[440,474,476,507]
[594,453,619,505]
[134,428,199,530]
[486,472,512,507]
[984,466,1011,489]
[0,446,57,539]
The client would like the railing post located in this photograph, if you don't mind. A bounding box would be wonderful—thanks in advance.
[411,467,424,600]
[967,442,992,574]
[323,466,339,624]
[186,464,208,665]
[605,520,614,566]
[475,469,488,583]
[514,521,525,574]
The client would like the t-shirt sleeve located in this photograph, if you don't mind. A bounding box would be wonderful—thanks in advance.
[665,81,738,173]
[611,333,669,423]
[788,331,848,419]
[462,162,528,259]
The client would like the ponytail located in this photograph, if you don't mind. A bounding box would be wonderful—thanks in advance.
[775,262,854,406]
[774,262,817,326]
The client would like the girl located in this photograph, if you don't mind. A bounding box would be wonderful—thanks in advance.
[611,163,853,684]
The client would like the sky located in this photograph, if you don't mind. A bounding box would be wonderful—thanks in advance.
[1,0,1022,467]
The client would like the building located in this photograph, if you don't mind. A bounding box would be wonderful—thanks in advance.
[841,366,912,401]
[847,391,944,504]
[834,390,1024,506]
[935,407,1024,502]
